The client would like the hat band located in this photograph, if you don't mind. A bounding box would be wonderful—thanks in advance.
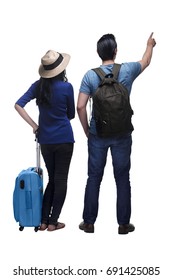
[43,54,63,71]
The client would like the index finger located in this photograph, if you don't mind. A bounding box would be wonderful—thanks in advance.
[149,32,154,39]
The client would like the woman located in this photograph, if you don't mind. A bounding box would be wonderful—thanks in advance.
[15,50,75,231]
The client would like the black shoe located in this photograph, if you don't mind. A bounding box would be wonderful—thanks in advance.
[79,221,94,233]
[118,223,135,234]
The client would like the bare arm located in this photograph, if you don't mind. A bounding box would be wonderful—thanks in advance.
[76,92,90,137]
[14,103,38,133]
[139,32,156,72]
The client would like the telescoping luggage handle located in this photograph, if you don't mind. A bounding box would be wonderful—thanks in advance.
[35,131,41,174]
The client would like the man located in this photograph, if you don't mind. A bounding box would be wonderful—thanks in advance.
[77,33,156,234]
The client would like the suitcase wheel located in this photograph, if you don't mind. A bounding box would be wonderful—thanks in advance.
[19,226,24,231]
[34,227,39,232]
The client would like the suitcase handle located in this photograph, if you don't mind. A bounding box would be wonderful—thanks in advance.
[35,132,41,173]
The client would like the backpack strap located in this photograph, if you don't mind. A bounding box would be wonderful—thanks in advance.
[112,63,121,80]
[92,67,106,80]
[92,63,121,80]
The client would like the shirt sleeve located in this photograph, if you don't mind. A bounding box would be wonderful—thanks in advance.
[119,62,142,94]
[129,62,141,80]
[15,81,38,107]
[79,70,98,95]
[123,62,141,81]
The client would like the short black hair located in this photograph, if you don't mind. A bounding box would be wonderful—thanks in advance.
[97,34,117,61]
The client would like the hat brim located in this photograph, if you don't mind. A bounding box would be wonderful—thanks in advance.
[38,53,70,78]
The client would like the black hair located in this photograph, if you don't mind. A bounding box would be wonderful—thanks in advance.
[97,34,117,61]
[36,70,67,106]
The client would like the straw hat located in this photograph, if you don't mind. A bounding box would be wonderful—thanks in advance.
[38,50,70,78]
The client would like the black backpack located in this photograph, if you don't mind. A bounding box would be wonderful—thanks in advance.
[92,63,134,138]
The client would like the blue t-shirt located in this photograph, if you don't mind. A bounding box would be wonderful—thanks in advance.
[79,62,141,135]
[16,80,75,144]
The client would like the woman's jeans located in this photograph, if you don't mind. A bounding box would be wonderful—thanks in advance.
[40,143,74,225]
[83,133,132,225]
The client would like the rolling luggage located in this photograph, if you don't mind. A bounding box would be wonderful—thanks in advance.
[13,136,43,231]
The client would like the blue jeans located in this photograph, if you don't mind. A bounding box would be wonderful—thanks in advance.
[40,143,74,225]
[83,133,132,225]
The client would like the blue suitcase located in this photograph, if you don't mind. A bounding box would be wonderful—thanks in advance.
[13,137,43,231]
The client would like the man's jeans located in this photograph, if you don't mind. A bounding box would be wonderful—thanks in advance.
[83,133,132,225]
[41,143,73,225]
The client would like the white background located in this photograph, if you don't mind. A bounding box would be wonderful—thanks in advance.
[0,0,172,279]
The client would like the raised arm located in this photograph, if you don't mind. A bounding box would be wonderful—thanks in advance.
[139,32,156,72]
